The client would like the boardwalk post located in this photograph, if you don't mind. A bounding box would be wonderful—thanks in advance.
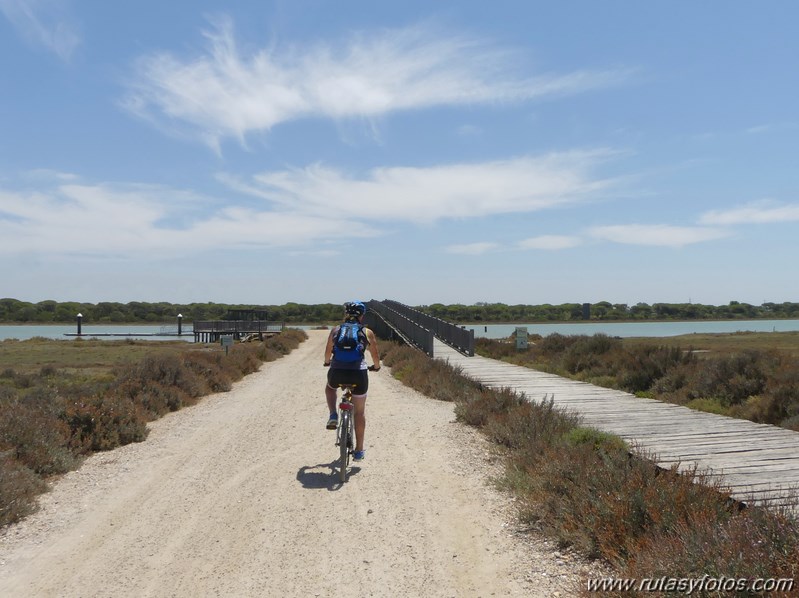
[76,313,82,336]
[177,314,183,336]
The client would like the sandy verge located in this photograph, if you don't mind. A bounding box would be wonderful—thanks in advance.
[0,330,600,597]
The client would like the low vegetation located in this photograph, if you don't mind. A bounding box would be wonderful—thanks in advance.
[0,329,306,527]
[382,341,799,595]
[475,332,799,431]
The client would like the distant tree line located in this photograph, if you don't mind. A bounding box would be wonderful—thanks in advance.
[0,298,345,324]
[2,298,798,325]
[421,300,799,322]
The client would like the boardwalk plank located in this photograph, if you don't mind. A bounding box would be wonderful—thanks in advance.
[433,340,799,509]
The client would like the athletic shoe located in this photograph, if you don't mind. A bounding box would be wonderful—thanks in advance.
[326,413,338,430]
[353,449,365,461]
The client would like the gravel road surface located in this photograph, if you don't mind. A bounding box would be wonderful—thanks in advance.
[0,330,601,597]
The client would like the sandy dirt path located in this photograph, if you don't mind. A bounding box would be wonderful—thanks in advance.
[0,330,596,597]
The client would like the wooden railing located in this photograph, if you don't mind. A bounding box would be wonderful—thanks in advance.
[193,320,284,342]
[367,301,434,356]
[368,300,474,357]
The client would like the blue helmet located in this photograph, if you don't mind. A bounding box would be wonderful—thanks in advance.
[344,301,366,317]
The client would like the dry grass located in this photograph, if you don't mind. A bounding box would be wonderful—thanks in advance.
[381,340,799,596]
[477,332,799,431]
[0,328,307,527]
[0,337,194,377]
[623,330,799,358]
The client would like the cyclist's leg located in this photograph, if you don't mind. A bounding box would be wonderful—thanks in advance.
[325,383,337,413]
[325,370,340,428]
[352,393,366,452]
[351,369,369,452]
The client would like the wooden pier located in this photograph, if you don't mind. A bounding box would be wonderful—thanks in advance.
[433,339,799,510]
[192,320,284,343]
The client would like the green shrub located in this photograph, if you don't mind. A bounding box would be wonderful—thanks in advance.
[66,393,149,452]
[685,397,729,416]
[120,354,206,399]
[780,414,799,432]
[0,389,76,475]
[758,361,799,426]
[183,352,232,393]
[562,336,615,374]
[221,345,263,377]
[623,505,799,588]
[260,347,283,363]
[0,452,47,527]
[537,333,576,356]
[475,337,517,360]
[455,386,526,428]
[264,328,307,356]
[615,346,691,394]
[39,365,58,377]
[115,378,191,417]
[383,342,480,403]
[687,351,769,407]
[564,426,628,454]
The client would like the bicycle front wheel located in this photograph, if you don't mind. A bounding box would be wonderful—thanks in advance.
[338,411,351,482]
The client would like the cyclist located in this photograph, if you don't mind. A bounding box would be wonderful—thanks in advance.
[323,300,381,462]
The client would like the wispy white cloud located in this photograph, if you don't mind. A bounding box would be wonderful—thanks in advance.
[287,249,341,257]
[0,182,379,258]
[0,0,80,61]
[517,235,582,250]
[20,168,80,182]
[445,242,499,255]
[122,16,634,149]
[745,122,798,135]
[699,200,799,225]
[746,124,773,135]
[220,150,621,225]
[457,124,483,137]
[589,224,731,247]
[0,147,621,258]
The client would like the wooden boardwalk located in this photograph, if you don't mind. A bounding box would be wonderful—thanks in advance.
[433,339,799,510]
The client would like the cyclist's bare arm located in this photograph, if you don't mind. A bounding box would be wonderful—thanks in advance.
[323,329,336,365]
[366,328,381,370]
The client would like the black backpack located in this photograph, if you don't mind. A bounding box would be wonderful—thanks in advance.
[334,322,367,362]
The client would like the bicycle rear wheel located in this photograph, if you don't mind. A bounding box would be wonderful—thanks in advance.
[338,411,351,482]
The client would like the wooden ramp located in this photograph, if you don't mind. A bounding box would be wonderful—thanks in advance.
[433,339,799,510]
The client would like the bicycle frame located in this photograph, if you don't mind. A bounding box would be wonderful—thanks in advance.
[336,384,356,482]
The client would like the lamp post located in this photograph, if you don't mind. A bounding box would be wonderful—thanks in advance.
[76,313,83,335]
[177,314,183,336]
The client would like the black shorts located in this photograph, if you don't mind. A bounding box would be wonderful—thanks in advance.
[327,368,369,395]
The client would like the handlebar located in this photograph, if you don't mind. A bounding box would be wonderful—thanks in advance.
[323,362,381,372]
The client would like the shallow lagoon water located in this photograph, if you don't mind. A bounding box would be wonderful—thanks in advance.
[2,319,799,342]
[464,319,799,339]
[0,324,192,342]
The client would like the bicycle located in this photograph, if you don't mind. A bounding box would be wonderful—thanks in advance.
[335,383,357,483]
[331,365,379,482]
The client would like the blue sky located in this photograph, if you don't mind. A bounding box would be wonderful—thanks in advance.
[1,1,798,307]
